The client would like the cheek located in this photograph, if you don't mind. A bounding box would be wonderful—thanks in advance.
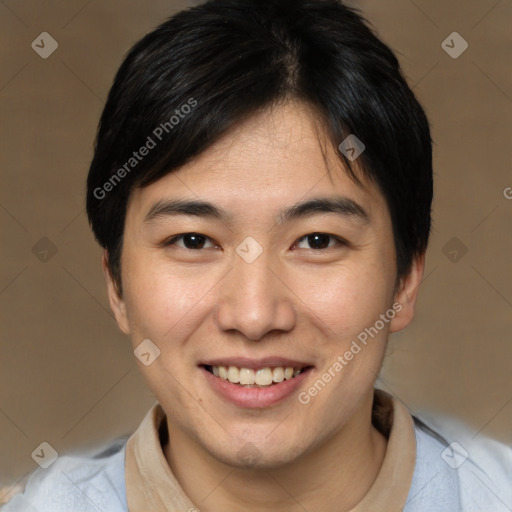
[291,260,394,340]
[121,254,223,345]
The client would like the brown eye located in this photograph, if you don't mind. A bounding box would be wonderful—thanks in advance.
[165,233,216,249]
[295,233,345,250]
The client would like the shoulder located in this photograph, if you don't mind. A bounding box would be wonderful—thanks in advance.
[2,437,128,512]
[405,414,512,512]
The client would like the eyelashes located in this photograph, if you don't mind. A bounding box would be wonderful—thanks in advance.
[294,233,347,250]
[163,232,348,251]
[164,233,218,250]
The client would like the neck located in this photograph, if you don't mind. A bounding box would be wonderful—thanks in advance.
[164,391,387,512]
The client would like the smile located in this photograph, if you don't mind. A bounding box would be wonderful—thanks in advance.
[204,365,308,387]
[200,361,314,408]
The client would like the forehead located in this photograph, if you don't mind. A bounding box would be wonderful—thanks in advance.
[127,101,388,222]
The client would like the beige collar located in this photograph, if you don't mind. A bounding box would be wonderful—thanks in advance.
[125,389,416,511]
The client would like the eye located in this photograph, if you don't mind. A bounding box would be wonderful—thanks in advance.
[164,233,218,250]
[294,232,346,250]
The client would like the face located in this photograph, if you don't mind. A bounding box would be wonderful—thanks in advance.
[106,101,423,469]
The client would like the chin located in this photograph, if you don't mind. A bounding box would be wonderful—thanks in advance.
[207,438,306,471]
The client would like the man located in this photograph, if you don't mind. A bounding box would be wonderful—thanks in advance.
[4,0,511,510]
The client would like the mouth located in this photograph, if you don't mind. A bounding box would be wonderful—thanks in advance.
[201,364,314,388]
[198,357,315,408]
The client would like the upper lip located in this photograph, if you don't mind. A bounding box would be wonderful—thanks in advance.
[200,357,313,370]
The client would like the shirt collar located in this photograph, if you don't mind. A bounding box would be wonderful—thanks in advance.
[125,389,416,511]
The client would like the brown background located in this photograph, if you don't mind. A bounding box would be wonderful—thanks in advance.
[1,0,511,500]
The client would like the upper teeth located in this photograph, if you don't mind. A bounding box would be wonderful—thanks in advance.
[211,366,303,386]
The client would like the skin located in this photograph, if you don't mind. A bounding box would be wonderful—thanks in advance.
[105,100,424,512]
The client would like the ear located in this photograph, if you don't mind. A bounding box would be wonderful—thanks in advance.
[102,250,131,335]
[389,253,425,333]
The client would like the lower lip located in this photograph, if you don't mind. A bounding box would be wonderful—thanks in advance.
[200,367,313,409]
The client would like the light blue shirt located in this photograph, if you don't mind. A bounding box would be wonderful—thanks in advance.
[3,416,511,511]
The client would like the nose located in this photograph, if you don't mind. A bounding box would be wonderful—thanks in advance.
[215,250,296,341]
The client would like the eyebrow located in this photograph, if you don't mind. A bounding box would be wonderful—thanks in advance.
[144,196,369,224]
